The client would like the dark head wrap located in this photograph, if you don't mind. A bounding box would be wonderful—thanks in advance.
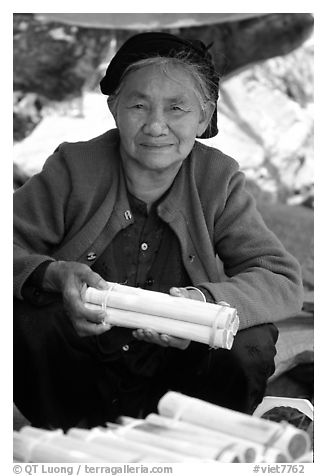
[100,32,219,139]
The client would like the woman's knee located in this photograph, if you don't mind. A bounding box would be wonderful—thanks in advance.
[231,323,279,379]
[14,297,80,351]
[197,323,279,413]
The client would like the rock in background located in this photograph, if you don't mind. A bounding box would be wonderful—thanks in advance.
[13,12,314,209]
[201,37,313,206]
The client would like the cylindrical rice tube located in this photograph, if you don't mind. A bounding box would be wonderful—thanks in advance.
[14,431,106,463]
[145,414,287,463]
[85,302,234,349]
[106,421,240,462]
[19,426,139,462]
[119,416,252,462]
[85,286,238,331]
[158,392,311,461]
[67,427,191,462]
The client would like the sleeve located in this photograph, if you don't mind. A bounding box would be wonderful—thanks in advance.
[194,286,216,304]
[20,260,57,306]
[199,170,304,330]
[13,145,72,299]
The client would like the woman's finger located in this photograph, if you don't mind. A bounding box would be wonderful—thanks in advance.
[64,288,107,325]
[82,268,109,291]
[133,328,169,347]
[169,287,189,298]
[161,334,190,350]
[74,319,111,337]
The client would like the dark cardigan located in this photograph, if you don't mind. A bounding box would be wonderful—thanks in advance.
[13,129,303,329]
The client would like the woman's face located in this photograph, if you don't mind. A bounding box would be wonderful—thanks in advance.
[110,64,212,174]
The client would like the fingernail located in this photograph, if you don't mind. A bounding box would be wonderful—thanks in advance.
[171,287,181,295]
[81,283,87,300]
[218,301,231,307]
[146,330,152,338]
[161,335,169,343]
[100,280,109,289]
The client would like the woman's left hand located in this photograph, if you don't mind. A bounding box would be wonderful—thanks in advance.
[131,286,203,350]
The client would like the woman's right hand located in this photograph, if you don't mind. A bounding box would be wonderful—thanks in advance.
[43,260,111,337]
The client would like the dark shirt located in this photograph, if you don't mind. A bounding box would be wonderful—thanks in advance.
[92,191,191,293]
[21,191,214,379]
[91,191,193,378]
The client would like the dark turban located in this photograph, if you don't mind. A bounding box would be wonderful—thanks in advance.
[100,32,219,139]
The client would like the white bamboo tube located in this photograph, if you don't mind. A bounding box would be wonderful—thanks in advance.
[294,451,314,463]
[14,431,106,463]
[67,427,191,462]
[143,414,256,462]
[106,421,239,462]
[85,302,234,349]
[119,416,248,462]
[19,426,139,462]
[146,414,287,463]
[254,447,289,463]
[158,392,311,461]
[85,285,238,332]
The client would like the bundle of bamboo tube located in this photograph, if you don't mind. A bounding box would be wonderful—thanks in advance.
[14,392,312,463]
[84,282,239,349]
[156,392,312,462]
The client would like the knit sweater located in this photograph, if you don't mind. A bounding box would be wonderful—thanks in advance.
[13,129,303,329]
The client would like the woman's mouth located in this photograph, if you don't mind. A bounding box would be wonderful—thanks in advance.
[141,143,172,147]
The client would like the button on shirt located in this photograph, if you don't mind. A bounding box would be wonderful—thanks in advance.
[91,190,192,378]
[93,191,189,291]
[140,242,148,251]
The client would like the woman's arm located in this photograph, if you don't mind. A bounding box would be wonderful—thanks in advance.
[201,171,304,329]
[14,148,71,299]
[14,147,111,336]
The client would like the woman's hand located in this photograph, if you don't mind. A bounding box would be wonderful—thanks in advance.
[132,286,203,350]
[43,260,111,337]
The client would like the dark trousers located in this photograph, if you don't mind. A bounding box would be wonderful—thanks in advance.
[13,298,278,430]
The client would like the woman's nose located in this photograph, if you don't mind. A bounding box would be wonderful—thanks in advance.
[143,109,168,136]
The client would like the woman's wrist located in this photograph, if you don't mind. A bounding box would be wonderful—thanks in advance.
[42,260,65,292]
[185,286,207,302]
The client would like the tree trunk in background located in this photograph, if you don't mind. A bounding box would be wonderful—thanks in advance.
[13,13,313,100]
[178,14,313,76]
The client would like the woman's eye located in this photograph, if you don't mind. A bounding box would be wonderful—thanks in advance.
[130,104,144,110]
[171,105,183,111]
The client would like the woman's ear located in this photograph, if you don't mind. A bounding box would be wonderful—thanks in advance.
[107,97,117,122]
[196,101,216,137]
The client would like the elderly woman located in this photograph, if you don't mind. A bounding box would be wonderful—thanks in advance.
[14,32,303,430]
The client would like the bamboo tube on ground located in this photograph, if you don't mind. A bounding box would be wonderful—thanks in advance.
[158,392,311,461]
[119,416,250,462]
[85,286,238,333]
[106,421,240,462]
[85,302,234,349]
[19,426,139,462]
[146,413,288,463]
[67,427,191,462]
[294,451,314,463]
[143,414,257,463]
[14,431,107,463]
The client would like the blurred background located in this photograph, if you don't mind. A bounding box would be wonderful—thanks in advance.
[13,13,314,426]
[13,12,314,208]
